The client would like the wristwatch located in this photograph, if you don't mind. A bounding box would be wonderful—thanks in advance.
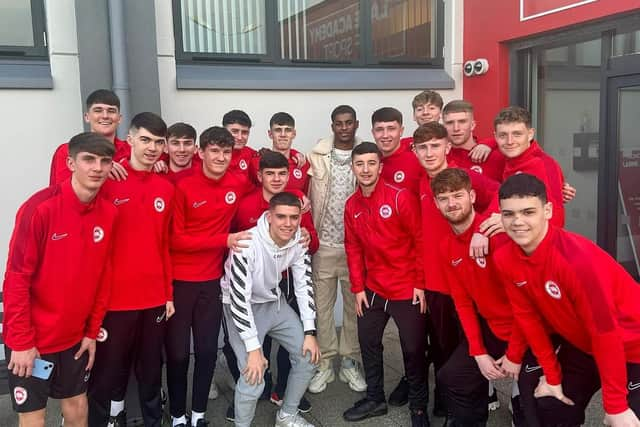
[304,330,317,337]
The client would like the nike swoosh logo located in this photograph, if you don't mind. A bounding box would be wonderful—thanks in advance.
[524,364,541,373]
[51,232,68,241]
[113,198,130,206]
[192,200,207,208]
[354,212,362,218]
[515,280,528,287]
[451,258,462,267]
[629,382,640,391]
[156,312,166,323]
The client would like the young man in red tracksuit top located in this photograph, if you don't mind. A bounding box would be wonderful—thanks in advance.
[342,142,429,427]
[370,107,423,196]
[228,150,318,413]
[496,173,640,427]
[430,168,529,427]
[50,89,130,185]
[249,112,309,194]
[166,126,252,427]
[410,122,499,417]
[223,109,258,181]
[88,113,175,427]
[442,100,505,183]
[4,132,117,426]
[163,122,200,184]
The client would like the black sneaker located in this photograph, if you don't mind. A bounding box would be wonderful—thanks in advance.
[298,396,312,413]
[411,409,430,427]
[343,399,388,422]
[388,376,409,407]
[225,404,235,422]
[107,411,126,427]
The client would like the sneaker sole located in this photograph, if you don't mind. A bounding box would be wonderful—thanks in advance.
[308,371,335,394]
[343,406,388,422]
[338,370,367,392]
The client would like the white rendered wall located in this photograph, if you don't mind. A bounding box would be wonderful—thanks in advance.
[0,0,83,281]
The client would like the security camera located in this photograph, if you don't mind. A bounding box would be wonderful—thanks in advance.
[463,60,475,77]
[473,59,489,75]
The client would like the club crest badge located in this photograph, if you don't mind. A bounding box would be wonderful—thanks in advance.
[97,327,108,343]
[239,159,248,170]
[545,280,561,299]
[13,387,27,405]
[154,197,165,212]
[293,168,303,179]
[93,226,104,243]
[394,171,405,183]
[225,191,237,205]
[379,204,392,219]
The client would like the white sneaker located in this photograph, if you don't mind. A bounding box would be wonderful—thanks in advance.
[338,358,367,392]
[275,410,315,427]
[208,380,219,400]
[308,366,335,393]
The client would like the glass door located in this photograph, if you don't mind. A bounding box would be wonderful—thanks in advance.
[608,75,640,280]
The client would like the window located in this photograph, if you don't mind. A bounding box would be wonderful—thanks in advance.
[173,0,443,68]
[0,0,48,59]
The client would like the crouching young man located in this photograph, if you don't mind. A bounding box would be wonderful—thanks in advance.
[221,192,320,427]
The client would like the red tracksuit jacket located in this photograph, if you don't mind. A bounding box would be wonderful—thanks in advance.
[380,146,424,196]
[442,214,526,361]
[229,146,257,180]
[249,148,309,194]
[447,137,505,183]
[420,163,499,294]
[495,226,640,414]
[171,168,250,281]
[49,138,130,186]
[344,179,424,300]
[233,188,319,254]
[3,180,117,353]
[101,161,174,310]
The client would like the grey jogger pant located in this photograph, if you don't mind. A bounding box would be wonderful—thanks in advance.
[223,299,316,427]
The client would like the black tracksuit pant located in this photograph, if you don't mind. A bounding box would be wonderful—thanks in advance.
[358,288,428,411]
[165,279,223,417]
[88,305,166,427]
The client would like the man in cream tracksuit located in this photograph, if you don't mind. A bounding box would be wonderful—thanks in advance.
[221,192,320,427]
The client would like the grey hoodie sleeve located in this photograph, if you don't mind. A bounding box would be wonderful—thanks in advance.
[228,248,261,352]
[291,248,317,332]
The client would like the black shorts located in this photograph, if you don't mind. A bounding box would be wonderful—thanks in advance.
[5,341,90,413]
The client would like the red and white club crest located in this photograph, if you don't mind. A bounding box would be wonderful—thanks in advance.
[13,387,27,405]
[544,280,561,299]
[475,257,487,268]
[470,165,483,174]
[93,226,104,243]
[154,197,165,213]
[293,168,303,179]
[97,327,108,343]
[239,159,248,170]
[394,171,405,183]
[225,191,237,204]
[379,204,392,219]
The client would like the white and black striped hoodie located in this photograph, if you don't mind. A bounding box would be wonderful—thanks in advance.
[221,211,316,352]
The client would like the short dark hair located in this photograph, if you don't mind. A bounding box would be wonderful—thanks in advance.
[269,191,302,210]
[223,110,252,128]
[371,107,403,126]
[494,106,532,129]
[351,141,382,160]
[199,126,234,150]
[259,150,289,170]
[412,90,443,110]
[167,122,196,141]
[270,112,295,128]
[68,132,116,158]
[331,105,357,122]
[129,112,167,138]
[430,168,472,196]
[499,174,547,203]
[443,100,474,116]
[413,122,448,144]
[86,89,120,110]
